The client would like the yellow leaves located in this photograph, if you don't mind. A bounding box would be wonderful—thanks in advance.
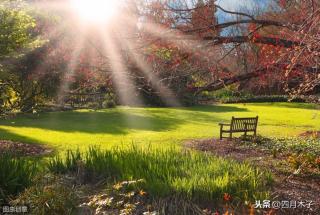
[83,180,149,215]
[139,190,147,196]
[113,179,145,191]
[113,182,123,190]
[124,191,135,198]
[0,0,36,57]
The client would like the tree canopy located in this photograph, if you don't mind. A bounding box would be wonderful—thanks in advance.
[0,0,319,112]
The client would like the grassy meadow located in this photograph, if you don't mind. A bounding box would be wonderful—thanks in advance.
[0,103,319,152]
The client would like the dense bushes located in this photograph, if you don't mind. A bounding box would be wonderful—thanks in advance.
[200,86,288,103]
[200,86,320,104]
[220,95,288,103]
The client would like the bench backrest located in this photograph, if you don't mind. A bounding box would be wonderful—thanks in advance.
[230,116,258,132]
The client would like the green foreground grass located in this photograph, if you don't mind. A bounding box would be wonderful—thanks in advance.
[0,103,319,152]
[2,145,271,214]
[48,146,272,204]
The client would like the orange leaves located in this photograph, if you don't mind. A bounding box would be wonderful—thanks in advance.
[223,193,231,202]
[139,190,147,196]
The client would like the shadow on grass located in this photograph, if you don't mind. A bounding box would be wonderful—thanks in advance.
[145,105,250,124]
[0,105,250,135]
[185,105,249,113]
[0,111,185,135]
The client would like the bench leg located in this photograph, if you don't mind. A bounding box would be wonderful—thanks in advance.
[229,132,232,140]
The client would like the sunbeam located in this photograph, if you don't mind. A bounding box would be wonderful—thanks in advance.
[100,30,143,106]
[139,20,212,56]
[137,19,226,77]
[56,36,86,105]
[97,29,152,131]
[122,36,181,107]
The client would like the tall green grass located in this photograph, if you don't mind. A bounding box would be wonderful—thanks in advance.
[0,154,37,203]
[48,146,272,205]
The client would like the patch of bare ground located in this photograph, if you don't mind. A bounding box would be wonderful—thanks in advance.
[299,131,320,138]
[0,140,53,156]
[184,138,320,215]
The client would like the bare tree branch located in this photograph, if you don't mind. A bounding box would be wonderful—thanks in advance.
[184,19,294,33]
[193,64,319,94]
[202,35,302,48]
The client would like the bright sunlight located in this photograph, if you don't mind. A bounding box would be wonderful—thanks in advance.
[70,0,122,23]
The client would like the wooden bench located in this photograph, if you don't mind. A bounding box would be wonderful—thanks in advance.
[219,116,258,140]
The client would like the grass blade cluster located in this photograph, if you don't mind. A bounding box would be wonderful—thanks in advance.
[0,154,37,203]
[48,145,272,204]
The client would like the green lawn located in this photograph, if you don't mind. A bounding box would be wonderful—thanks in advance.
[0,103,319,152]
